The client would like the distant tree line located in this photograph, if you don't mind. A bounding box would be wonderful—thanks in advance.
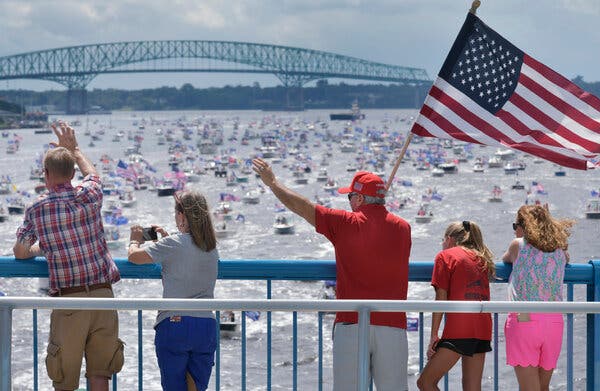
[0,76,599,113]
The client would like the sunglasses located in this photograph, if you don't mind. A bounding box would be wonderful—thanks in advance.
[347,192,358,201]
[512,222,521,231]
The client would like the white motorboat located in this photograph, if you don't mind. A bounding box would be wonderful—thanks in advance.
[503,162,519,175]
[322,178,338,192]
[214,221,236,238]
[488,186,503,202]
[273,214,295,234]
[118,189,137,208]
[316,168,329,182]
[585,199,600,219]
[156,181,176,197]
[213,202,235,221]
[438,162,458,174]
[415,204,433,223]
[219,311,240,338]
[472,163,485,173]
[7,198,25,215]
[242,190,260,205]
[0,204,8,222]
[104,224,123,249]
[431,168,444,177]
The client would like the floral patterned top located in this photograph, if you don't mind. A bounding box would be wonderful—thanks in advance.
[507,238,567,302]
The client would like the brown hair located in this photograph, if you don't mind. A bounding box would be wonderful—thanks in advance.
[43,147,75,179]
[175,190,217,251]
[516,205,574,252]
[445,220,495,277]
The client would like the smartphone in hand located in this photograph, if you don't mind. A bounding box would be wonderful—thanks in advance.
[142,227,158,241]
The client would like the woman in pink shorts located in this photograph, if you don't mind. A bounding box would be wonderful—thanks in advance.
[503,204,574,391]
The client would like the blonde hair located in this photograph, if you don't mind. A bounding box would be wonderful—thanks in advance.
[44,147,75,179]
[175,190,217,252]
[445,221,495,277]
[516,205,574,253]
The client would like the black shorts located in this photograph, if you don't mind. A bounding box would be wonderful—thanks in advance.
[435,338,492,357]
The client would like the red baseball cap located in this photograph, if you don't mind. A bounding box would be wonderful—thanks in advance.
[338,171,386,198]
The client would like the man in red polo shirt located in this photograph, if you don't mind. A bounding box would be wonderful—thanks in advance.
[252,158,411,391]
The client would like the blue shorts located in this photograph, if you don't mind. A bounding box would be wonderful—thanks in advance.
[155,316,217,391]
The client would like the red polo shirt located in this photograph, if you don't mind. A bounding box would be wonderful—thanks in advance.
[315,203,411,328]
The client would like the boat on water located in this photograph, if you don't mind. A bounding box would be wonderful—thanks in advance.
[213,201,235,221]
[431,167,444,177]
[585,199,600,219]
[156,180,176,197]
[438,162,458,174]
[214,221,236,238]
[494,148,516,161]
[33,127,52,134]
[7,198,25,215]
[0,204,8,222]
[118,189,137,208]
[488,186,503,202]
[104,224,123,249]
[472,162,485,173]
[503,162,519,175]
[241,190,260,205]
[415,204,433,224]
[511,181,525,190]
[487,156,503,168]
[273,214,295,234]
[219,311,240,338]
[329,100,365,121]
[316,168,329,182]
[322,178,338,193]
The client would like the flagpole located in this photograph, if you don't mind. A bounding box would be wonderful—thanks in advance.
[469,0,481,14]
[384,132,413,192]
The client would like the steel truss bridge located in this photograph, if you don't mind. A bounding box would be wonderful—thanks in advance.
[0,40,430,112]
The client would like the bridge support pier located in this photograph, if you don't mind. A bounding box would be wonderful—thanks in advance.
[66,88,87,114]
[284,86,304,111]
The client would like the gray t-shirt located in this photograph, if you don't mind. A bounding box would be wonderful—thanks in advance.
[145,233,219,326]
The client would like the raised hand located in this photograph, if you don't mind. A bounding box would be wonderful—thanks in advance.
[50,121,78,152]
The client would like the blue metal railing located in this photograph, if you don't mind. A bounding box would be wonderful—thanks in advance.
[0,257,598,390]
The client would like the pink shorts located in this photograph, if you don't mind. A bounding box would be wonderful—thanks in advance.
[504,313,563,370]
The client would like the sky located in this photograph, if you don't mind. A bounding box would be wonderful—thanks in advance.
[1,0,599,91]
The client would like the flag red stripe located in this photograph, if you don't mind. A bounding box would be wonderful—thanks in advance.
[509,142,587,169]
[418,104,482,145]
[519,72,600,133]
[509,92,600,153]
[524,55,600,113]
[411,123,435,138]
[428,85,518,144]
[422,84,588,168]
[495,109,572,150]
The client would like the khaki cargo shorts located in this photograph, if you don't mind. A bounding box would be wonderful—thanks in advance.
[45,287,124,390]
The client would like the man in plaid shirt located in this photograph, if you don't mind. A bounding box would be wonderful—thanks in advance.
[14,122,123,391]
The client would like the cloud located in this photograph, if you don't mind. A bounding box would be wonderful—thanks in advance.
[1,0,599,88]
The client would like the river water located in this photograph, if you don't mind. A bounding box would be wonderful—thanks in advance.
[1,108,597,390]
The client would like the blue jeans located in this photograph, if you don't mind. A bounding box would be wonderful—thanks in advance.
[155,316,217,391]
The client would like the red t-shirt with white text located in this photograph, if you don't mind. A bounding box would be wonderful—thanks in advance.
[431,246,491,340]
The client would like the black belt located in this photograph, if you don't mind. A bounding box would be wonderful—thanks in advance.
[50,282,112,297]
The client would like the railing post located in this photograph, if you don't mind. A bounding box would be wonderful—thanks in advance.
[357,307,370,391]
[0,305,12,391]
[587,260,600,391]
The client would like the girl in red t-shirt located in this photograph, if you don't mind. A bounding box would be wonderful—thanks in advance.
[417,221,495,391]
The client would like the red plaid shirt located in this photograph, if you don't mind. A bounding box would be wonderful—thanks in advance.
[16,174,120,294]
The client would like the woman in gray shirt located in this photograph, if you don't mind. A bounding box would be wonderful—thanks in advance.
[128,190,219,391]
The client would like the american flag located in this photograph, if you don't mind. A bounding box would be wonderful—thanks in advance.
[411,12,600,170]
